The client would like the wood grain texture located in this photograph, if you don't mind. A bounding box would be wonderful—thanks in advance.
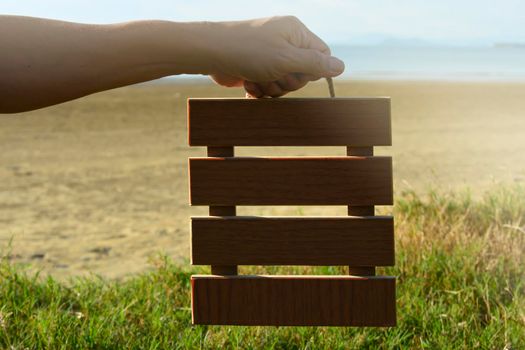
[189,156,393,206]
[191,216,394,266]
[191,275,396,326]
[188,98,391,146]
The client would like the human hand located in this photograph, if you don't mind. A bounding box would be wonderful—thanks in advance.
[205,16,345,98]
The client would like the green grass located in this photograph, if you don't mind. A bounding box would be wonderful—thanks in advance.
[1,186,524,349]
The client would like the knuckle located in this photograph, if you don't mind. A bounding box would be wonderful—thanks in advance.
[285,15,303,28]
[273,15,302,27]
[285,15,300,23]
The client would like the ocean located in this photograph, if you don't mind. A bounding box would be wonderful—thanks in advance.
[331,45,525,81]
[170,45,525,82]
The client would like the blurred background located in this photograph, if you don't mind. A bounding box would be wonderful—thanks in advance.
[4,0,525,80]
[1,1,524,280]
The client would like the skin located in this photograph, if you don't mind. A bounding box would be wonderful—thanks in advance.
[0,15,344,113]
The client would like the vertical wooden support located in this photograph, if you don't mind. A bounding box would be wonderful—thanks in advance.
[347,146,376,276]
[207,147,234,158]
[208,146,238,276]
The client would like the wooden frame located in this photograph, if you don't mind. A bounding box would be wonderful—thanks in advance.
[187,98,395,327]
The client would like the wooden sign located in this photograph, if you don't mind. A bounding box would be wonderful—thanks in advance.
[187,97,395,326]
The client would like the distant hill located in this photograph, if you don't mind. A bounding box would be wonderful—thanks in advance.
[333,34,496,48]
[493,42,525,48]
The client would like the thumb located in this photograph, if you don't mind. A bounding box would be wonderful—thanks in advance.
[284,48,345,77]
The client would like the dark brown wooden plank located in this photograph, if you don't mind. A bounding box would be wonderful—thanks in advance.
[188,98,391,146]
[189,156,393,206]
[191,275,396,326]
[191,216,394,266]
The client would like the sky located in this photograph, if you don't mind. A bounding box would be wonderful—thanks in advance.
[2,0,525,46]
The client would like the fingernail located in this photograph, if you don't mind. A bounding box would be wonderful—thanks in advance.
[328,57,345,74]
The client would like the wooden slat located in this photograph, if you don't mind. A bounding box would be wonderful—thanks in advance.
[191,216,394,266]
[191,275,396,326]
[189,156,393,206]
[188,98,391,146]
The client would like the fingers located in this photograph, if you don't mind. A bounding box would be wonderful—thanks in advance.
[244,81,265,98]
[293,73,319,83]
[284,47,345,78]
[282,16,330,54]
[245,81,284,98]
[276,73,309,92]
[301,26,331,55]
[282,17,342,78]
[244,73,312,98]
[209,73,244,87]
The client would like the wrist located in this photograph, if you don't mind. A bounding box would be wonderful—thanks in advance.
[161,20,220,75]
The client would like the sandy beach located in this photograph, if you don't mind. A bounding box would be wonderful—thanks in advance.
[1,80,524,280]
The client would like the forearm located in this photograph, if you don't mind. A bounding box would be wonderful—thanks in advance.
[1,15,344,113]
[0,16,213,113]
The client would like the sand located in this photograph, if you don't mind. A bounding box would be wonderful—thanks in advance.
[1,80,524,280]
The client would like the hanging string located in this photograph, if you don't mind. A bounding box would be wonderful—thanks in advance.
[326,77,335,97]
